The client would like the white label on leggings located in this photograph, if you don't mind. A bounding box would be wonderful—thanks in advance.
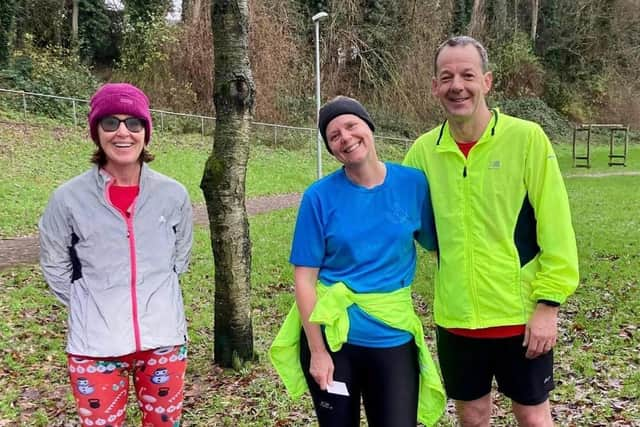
[327,381,349,396]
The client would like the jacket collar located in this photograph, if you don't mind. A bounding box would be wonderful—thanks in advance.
[94,163,150,188]
[435,108,500,152]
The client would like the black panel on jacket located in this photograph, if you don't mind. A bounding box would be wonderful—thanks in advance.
[69,232,82,282]
[514,196,540,267]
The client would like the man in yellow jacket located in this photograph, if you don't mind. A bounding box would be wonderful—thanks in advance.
[404,36,579,427]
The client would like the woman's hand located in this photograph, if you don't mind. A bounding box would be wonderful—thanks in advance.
[309,349,334,390]
[294,266,334,389]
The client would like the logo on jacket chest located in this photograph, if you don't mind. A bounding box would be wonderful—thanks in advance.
[488,160,502,169]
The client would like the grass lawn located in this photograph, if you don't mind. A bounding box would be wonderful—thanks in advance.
[0,119,639,425]
[3,120,637,239]
[0,122,337,238]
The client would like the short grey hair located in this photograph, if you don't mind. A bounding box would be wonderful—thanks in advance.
[433,36,490,75]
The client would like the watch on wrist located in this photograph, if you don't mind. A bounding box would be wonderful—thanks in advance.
[538,299,560,307]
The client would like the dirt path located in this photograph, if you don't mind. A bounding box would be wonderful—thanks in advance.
[2,169,639,270]
[0,193,300,270]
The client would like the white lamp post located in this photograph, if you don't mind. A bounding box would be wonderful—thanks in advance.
[312,11,328,180]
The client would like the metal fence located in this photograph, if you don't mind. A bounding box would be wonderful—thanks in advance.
[0,87,217,134]
[0,87,414,179]
[0,87,413,146]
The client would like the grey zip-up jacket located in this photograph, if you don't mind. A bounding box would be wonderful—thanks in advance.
[39,164,193,357]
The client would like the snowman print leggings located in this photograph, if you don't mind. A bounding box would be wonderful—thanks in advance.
[67,345,187,427]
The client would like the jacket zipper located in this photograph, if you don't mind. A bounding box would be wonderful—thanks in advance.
[126,212,141,352]
[104,179,142,352]
[462,155,480,324]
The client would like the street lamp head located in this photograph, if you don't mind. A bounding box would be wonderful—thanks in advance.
[312,11,328,22]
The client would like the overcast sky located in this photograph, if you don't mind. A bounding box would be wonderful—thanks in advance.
[105,0,182,22]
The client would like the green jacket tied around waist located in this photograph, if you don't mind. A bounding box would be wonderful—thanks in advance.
[269,282,445,426]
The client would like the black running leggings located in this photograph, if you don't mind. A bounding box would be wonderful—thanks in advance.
[300,333,419,427]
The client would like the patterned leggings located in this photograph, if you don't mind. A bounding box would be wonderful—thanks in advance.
[67,345,187,427]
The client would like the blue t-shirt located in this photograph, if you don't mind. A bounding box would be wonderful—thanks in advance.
[289,162,436,347]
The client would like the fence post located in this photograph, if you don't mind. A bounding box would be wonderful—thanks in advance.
[274,126,277,146]
[201,117,205,142]
[161,111,165,132]
[72,100,78,127]
[22,92,27,123]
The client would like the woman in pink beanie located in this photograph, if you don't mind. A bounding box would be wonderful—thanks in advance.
[39,83,193,426]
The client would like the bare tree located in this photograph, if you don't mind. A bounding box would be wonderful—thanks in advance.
[491,0,508,41]
[200,0,256,368]
[71,0,79,46]
[530,0,539,42]
[469,0,486,37]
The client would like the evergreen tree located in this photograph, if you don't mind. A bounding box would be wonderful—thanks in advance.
[452,0,473,34]
[303,0,329,15]
[125,0,172,23]
[77,0,121,66]
[0,0,16,67]
[119,0,172,71]
[14,0,66,48]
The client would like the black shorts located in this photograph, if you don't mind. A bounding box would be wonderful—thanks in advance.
[436,326,554,405]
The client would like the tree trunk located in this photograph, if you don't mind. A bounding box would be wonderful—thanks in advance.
[469,0,485,37]
[0,0,16,67]
[71,0,79,47]
[181,0,189,21]
[191,0,202,23]
[182,0,204,23]
[492,0,508,41]
[530,0,539,42]
[201,0,255,368]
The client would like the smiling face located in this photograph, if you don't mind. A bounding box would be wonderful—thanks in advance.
[432,44,493,125]
[97,114,146,171]
[325,114,377,167]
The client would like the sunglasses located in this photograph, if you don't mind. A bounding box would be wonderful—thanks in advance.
[99,116,145,133]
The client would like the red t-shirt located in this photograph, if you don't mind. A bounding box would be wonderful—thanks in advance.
[451,140,526,338]
[456,140,477,157]
[109,185,139,217]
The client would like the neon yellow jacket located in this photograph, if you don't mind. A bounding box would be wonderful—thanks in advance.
[403,109,579,328]
[269,282,445,427]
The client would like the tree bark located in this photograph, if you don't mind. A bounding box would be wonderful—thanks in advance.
[492,0,508,41]
[201,0,255,368]
[192,0,202,23]
[530,0,539,42]
[469,0,485,37]
[182,0,204,23]
[71,0,79,46]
